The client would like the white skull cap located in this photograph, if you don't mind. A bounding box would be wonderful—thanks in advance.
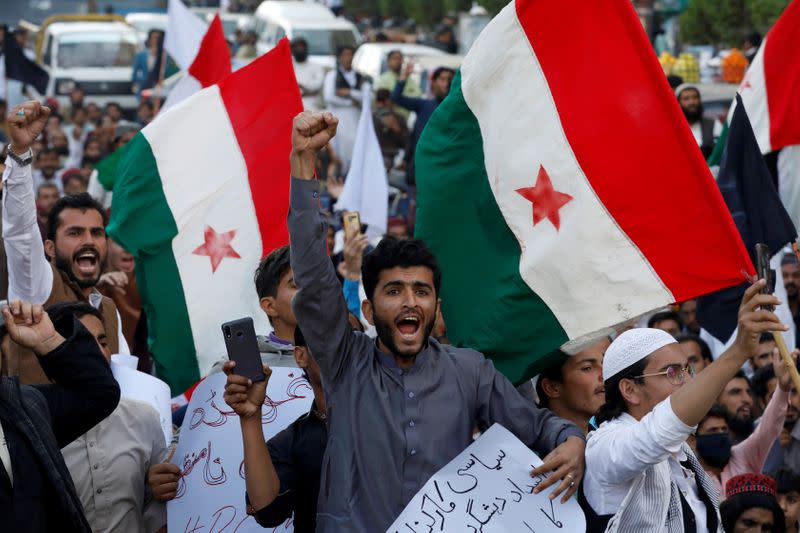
[602,328,677,382]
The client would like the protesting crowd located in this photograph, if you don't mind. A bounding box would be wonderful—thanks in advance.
[1,0,800,532]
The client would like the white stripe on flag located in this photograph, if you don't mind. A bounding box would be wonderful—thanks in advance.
[143,86,269,374]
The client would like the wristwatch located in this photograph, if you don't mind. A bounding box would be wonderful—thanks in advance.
[6,145,33,167]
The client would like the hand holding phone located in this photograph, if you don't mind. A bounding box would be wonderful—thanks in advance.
[221,318,265,382]
[343,211,362,241]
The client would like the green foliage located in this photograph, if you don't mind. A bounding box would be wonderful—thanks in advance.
[344,0,507,26]
[678,0,790,46]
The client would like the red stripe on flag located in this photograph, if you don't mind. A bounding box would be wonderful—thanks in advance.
[217,39,303,257]
[188,15,232,88]
[514,0,754,301]
[764,0,800,151]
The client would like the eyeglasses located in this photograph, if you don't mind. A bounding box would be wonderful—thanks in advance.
[633,364,696,386]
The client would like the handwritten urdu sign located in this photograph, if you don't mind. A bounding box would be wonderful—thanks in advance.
[168,368,314,532]
[388,424,586,533]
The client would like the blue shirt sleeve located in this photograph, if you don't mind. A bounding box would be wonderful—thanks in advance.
[343,278,361,319]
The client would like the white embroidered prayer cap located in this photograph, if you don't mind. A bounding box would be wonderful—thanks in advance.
[602,328,677,382]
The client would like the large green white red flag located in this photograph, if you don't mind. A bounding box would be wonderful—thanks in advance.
[108,39,302,393]
[415,0,755,383]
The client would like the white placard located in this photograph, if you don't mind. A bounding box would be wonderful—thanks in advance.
[168,368,314,532]
[111,361,172,446]
[388,424,586,533]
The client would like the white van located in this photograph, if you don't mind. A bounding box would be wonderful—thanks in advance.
[253,1,361,69]
[36,15,139,111]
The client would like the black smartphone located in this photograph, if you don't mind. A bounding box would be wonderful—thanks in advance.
[755,243,776,312]
[221,318,265,382]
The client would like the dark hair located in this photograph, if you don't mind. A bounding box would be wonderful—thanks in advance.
[759,332,776,344]
[720,491,785,533]
[362,237,441,300]
[697,404,729,433]
[387,49,403,61]
[70,106,86,119]
[254,246,291,300]
[595,356,649,425]
[744,31,762,48]
[666,74,684,89]
[291,37,307,47]
[105,102,122,112]
[336,45,355,58]
[647,310,682,329]
[535,350,568,408]
[46,193,108,242]
[294,325,306,348]
[432,66,454,81]
[375,88,391,102]
[37,146,58,160]
[752,364,776,401]
[46,301,103,324]
[772,468,800,494]
[675,333,713,363]
[36,182,59,195]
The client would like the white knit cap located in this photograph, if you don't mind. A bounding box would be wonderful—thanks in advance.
[602,328,677,382]
[674,82,700,98]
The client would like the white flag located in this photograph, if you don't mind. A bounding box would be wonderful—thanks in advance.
[336,83,388,240]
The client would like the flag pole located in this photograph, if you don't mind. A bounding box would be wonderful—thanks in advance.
[771,331,800,393]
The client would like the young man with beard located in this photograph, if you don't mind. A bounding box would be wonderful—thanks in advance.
[291,38,325,112]
[583,281,785,533]
[689,348,790,500]
[536,337,610,434]
[676,84,723,159]
[718,371,756,443]
[3,101,129,384]
[283,111,585,532]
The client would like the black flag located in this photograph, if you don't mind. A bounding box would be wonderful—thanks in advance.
[697,94,797,342]
[3,31,49,95]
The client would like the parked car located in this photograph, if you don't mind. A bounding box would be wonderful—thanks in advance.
[35,15,139,111]
[353,42,462,94]
[125,12,169,46]
[253,1,361,69]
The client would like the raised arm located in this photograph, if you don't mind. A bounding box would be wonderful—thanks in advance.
[390,63,425,112]
[4,301,120,447]
[288,112,355,383]
[3,101,54,304]
[732,349,792,474]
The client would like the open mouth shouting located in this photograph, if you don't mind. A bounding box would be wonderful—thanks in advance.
[396,314,421,341]
[73,247,101,279]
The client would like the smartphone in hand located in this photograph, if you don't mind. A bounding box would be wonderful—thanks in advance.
[221,318,265,382]
[343,211,361,241]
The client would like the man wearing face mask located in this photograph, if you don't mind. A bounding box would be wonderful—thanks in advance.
[291,38,324,112]
[692,348,791,500]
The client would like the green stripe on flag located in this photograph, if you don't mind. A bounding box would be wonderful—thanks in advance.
[415,71,568,384]
[107,133,200,394]
[95,144,126,191]
[707,120,729,168]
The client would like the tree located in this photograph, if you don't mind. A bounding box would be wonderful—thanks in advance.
[344,0,506,27]
[678,0,790,46]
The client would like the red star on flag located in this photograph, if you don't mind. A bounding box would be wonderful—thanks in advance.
[515,165,574,230]
[192,226,242,273]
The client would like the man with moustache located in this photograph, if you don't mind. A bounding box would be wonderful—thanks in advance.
[676,84,723,159]
[536,337,610,434]
[286,111,585,532]
[3,101,128,384]
[718,371,756,443]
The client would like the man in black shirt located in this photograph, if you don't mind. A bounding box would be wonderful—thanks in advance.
[224,326,326,532]
[0,299,120,532]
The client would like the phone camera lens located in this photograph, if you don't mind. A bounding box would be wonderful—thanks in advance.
[224,326,231,339]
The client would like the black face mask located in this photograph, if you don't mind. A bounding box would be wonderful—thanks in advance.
[695,432,732,468]
[292,49,308,62]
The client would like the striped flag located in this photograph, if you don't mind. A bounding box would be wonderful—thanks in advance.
[107,39,302,393]
[414,0,754,383]
[162,0,232,112]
